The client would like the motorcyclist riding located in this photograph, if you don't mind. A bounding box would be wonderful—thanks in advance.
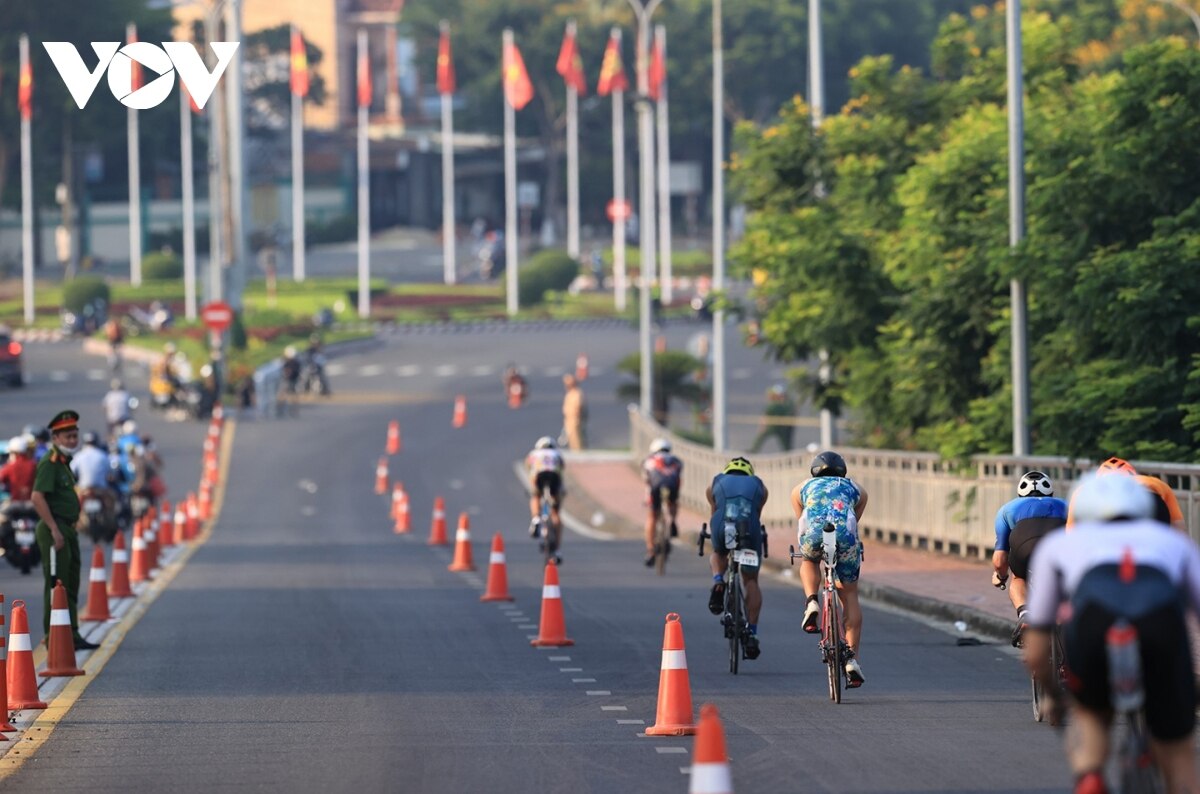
[71,431,119,543]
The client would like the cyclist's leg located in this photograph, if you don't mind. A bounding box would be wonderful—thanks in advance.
[549,475,564,545]
[1064,705,1112,783]
[742,568,762,625]
[528,475,542,534]
[1139,604,1198,793]
[796,514,823,629]
[708,548,729,615]
[645,487,662,556]
[1062,604,1118,779]
[666,486,679,536]
[840,582,862,655]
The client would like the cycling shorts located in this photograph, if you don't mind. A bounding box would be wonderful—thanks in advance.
[797,513,863,584]
[1064,601,1195,741]
[712,521,763,572]
[1009,517,1062,580]
[534,471,563,507]
[648,482,680,513]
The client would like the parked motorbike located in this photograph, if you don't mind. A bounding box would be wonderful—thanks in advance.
[0,502,41,574]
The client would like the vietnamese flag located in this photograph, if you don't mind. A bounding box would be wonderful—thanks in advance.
[556,26,586,96]
[503,39,534,111]
[437,26,455,95]
[648,37,665,101]
[128,24,142,92]
[357,40,372,108]
[17,56,32,120]
[596,32,628,96]
[290,28,309,97]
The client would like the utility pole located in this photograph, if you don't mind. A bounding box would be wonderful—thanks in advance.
[712,0,727,450]
[1007,0,1030,455]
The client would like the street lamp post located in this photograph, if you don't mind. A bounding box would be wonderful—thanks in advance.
[712,0,726,451]
[627,0,664,421]
[1006,0,1031,456]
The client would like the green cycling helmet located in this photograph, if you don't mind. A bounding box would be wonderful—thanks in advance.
[723,456,755,476]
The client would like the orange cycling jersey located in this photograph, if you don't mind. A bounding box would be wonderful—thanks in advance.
[1066,474,1184,530]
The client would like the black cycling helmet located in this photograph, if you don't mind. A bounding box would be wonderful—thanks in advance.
[34,427,50,443]
[82,431,102,448]
[810,450,847,478]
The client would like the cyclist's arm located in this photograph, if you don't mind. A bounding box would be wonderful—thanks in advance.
[789,484,804,519]
[1180,538,1200,617]
[758,482,769,517]
[854,485,868,520]
[1064,491,1076,529]
[993,505,1012,552]
[705,483,716,513]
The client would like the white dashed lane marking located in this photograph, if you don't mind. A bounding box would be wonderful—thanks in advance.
[601,706,628,712]
[49,371,70,382]
[434,364,458,377]
[359,364,384,377]
[616,719,645,725]
[396,365,420,377]
[470,365,495,377]
[655,747,688,755]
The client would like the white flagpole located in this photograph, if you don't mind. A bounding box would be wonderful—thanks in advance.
[19,35,34,326]
[441,21,457,285]
[612,30,627,312]
[655,24,673,306]
[292,25,306,282]
[181,87,197,320]
[565,21,580,262]
[712,0,727,451]
[503,29,519,316]
[127,22,142,287]
[357,29,370,318]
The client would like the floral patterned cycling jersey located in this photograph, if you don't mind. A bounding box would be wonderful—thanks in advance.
[797,476,864,583]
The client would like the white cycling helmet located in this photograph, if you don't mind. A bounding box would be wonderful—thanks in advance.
[1070,472,1154,523]
[535,436,557,450]
[7,436,27,454]
[1017,470,1054,497]
[650,438,671,454]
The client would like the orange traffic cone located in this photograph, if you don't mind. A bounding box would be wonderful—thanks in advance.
[130,521,152,584]
[448,513,476,572]
[427,497,448,546]
[145,512,160,573]
[480,533,514,602]
[80,545,111,622]
[159,499,175,550]
[375,457,389,495]
[688,704,733,794]
[452,395,467,428]
[7,600,46,709]
[575,353,589,382]
[186,492,200,540]
[386,420,401,455]
[40,581,84,677]
[0,597,16,732]
[173,502,187,547]
[198,482,212,521]
[392,485,410,535]
[645,612,696,735]
[109,531,133,598]
[530,561,574,647]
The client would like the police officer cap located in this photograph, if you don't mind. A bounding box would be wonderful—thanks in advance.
[47,410,79,433]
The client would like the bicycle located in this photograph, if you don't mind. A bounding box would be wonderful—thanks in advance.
[535,485,560,566]
[699,522,765,675]
[1107,620,1164,794]
[650,486,672,576]
[791,522,851,703]
[994,572,1067,723]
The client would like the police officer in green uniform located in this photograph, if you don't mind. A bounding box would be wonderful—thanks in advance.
[29,411,99,650]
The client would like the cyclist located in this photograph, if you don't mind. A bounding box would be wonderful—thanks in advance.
[1066,457,1185,531]
[1025,472,1200,794]
[790,450,869,688]
[525,436,565,552]
[642,438,683,567]
[706,456,769,660]
[992,471,1068,647]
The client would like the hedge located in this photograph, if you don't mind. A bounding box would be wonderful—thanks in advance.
[516,250,579,307]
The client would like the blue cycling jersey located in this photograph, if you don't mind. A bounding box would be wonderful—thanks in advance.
[994,496,1067,551]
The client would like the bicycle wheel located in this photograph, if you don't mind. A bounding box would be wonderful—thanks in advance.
[728,573,742,675]
[541,497,556,565]
[654,513,668,576]
[825,591,842,703]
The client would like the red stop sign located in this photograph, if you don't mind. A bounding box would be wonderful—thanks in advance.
[606,199,632,223]
[200,301,234,332]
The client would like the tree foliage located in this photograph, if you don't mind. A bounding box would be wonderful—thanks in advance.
[732,2,1200,462]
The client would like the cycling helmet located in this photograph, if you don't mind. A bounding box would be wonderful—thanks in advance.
[82,431,101,448]
[650,438,672,454]
[1017,470,1054,497]
[123,420,138,436]
[1098,456,1137,476]
[7,436,27,454]
[535,436,557,450]
[723,457,755,476]
[34,427,50,443]
[1070,472,1154,523]
[810,450,847,478]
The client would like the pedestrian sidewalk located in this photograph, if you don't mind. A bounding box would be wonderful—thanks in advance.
[560,456,1023,641]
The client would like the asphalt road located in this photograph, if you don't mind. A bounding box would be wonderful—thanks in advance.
[0,332,1071,792]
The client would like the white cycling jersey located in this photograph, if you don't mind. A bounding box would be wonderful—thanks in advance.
[1026,519,1200,628]
[526,448,564,475]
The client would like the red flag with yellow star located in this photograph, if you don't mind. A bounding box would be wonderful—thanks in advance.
[17,54,32,120]
[503,39,534,110]
[290,28,309,97]
[556,26,587,96]
[437,26,456,95]
[596,32,628,96]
